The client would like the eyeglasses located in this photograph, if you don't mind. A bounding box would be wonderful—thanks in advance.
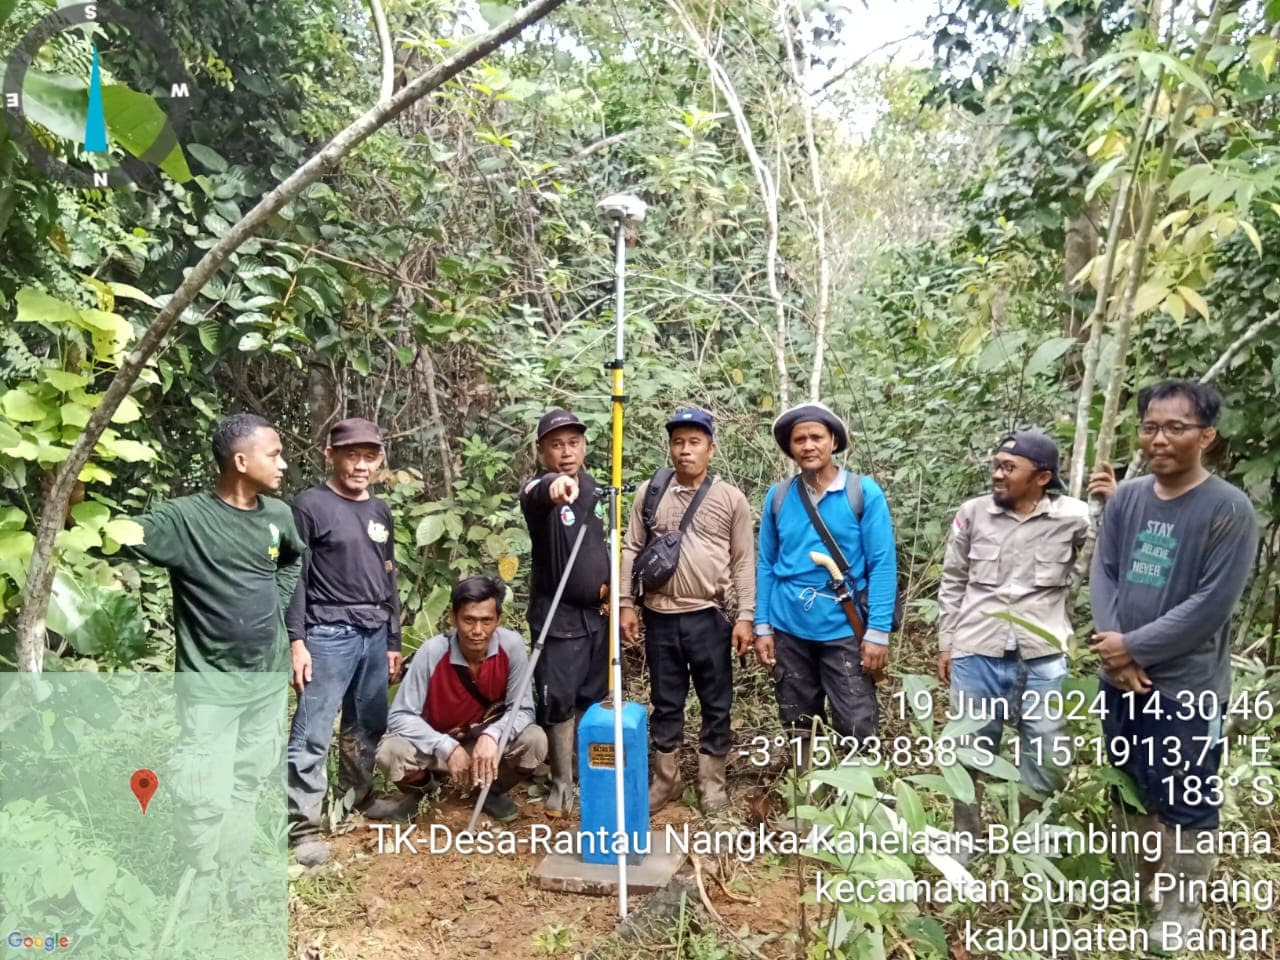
[991,459,1026,476]
[1138,421,1204,439]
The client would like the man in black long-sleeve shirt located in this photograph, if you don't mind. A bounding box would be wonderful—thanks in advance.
[1090,381,1258,952]
[286,418,403,867]
[519,408,610,818]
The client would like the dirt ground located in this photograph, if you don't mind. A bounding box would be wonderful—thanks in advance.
[288,778,806,960]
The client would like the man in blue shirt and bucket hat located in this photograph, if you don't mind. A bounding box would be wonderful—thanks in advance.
[754,402,898,751]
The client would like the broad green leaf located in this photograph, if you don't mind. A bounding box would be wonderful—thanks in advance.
[59,401,89,427]
[1164,293,1186,324]
[2,388,50,423]
[0,420,19,449]
[1024,337,1076,377]
[1169,164,1210,200]
[1177,285,1210,320]
[983,610,1066,651]
[416,514,446,547]
[238,332,266,352]
[1084,155,1123,201]
[97,436,156,462]
[906,773,958,799]
[42,857,74,899]
[1238,220,1263,257]
[102,518,144,546]
[57,525,102,551]
[938,754,975,803]
[15,287,81,329]
[107,282,159,307]
[974,330,1027,372]
[12,69,86,143]
[893,780,926,834]
[0,529,34,560]
[0,507,25,530]
[43,369,89,392]
[70,501,110,530]
[101,84,192,183]
[187,143,228,172]
[78,462,114,484]
[478,3,516,27]
[197,320,221,353]
[111,395,141,423]
[1131,280,1167,316]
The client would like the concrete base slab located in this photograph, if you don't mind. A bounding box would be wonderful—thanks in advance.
[534,831,687,896]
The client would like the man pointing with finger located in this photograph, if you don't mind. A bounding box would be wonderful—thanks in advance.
[520,409,610,819]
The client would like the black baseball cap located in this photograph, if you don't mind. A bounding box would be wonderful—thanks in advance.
[536,408,587,442]
[666,407,714,438]
[999,431,1064,490]
[329,418,383,448]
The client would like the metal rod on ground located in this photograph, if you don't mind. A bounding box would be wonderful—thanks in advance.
[598,192,646,918]
[466,521,590,833]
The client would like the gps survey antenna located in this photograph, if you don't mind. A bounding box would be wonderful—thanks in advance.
[596,191,646,917]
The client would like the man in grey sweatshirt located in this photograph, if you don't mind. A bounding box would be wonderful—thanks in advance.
[1090,380,1258,954]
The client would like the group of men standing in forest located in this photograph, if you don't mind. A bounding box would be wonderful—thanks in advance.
[131,379,1258,953]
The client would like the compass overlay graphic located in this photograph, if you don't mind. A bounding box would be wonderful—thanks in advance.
[3,2,191,188]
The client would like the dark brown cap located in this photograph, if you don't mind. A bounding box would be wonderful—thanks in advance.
[328,418,383,448]
[537,408,587,442]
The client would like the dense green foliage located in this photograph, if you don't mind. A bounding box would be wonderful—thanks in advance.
[3,0,1280,956]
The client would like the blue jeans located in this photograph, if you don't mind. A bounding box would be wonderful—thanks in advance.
[950,653,1067,796]
[287,622,389,840]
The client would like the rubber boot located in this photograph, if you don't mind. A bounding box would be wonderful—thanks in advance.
[1111,801,1162,908]
[545,719,576,819]
[364,775,434,822]
[952,802,981,867]
[649,749,682,811]
[481,768,521,823]
[697,753,729,812]
[952,782,984,867]
[1147,826,1216,954]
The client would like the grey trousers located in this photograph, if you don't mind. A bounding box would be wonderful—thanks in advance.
[375,725,547,782]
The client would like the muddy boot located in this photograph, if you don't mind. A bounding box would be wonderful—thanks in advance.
[1147,827,1215,954]
[952,799,981,867]
[479,767,524,824]
[545,719,576,819]
[697,753,729,812]
[291,837,331,867]
[364,776,434,822]
[649,749,682,811]
[1112,801,1162,908]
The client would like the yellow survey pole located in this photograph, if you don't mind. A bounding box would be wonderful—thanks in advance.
[596,192,646,918]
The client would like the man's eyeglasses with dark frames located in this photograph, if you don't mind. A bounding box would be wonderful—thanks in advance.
[1138,421,1204,439]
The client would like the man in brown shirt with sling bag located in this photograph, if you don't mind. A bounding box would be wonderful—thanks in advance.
[620,408,755,812]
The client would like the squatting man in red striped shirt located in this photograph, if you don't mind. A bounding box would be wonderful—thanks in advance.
[373,576,548,823]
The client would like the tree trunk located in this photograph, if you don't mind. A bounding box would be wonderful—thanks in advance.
[14,0,571,672]
[669,0,790,409]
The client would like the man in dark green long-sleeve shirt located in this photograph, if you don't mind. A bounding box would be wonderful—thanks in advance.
[132,412,304,911]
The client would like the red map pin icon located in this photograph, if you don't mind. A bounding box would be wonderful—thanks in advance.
[130,768,158,815]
